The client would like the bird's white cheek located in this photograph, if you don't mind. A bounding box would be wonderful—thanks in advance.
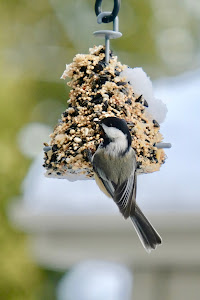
[105,139,128,156]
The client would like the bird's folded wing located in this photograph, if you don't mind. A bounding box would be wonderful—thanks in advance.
[94,165,137,219]
[113,173,137,218]
[94,167,115,198]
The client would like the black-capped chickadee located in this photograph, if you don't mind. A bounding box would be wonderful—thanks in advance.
[91,117,162,252]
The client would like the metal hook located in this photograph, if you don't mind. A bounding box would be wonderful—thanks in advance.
[94,2,122,63]
[95,0,120,23]
[97,11,119,32]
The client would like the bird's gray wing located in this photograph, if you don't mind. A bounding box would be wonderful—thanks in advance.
[92,149,137,218]
[94,163,137,219]
[93,164,115,198]
[113,172,137,219]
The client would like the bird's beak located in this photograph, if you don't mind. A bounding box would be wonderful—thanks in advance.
[99,123,105,138]
[93,119,104,138]
[100,128,104,138]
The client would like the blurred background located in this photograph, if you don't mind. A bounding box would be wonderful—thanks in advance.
[0,0,200,299]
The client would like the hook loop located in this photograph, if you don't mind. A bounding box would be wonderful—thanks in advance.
[95,0,120,23]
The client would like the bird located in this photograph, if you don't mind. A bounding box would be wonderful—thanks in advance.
[91,116,162,252]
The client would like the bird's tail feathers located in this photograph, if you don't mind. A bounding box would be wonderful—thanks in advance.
[130,205,162,252]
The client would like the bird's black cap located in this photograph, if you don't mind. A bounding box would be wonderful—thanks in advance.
[100,117,132,147]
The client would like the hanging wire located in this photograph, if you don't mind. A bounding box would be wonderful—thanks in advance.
[95,0,120,23]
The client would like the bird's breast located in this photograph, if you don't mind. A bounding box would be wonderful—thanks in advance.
[93,148,136,185]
